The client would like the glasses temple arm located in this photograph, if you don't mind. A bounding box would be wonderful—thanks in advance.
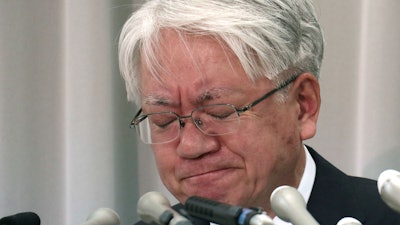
[240,75,299,112]
[130,108,143,127]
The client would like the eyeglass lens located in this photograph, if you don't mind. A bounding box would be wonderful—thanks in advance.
[136,104,240,144]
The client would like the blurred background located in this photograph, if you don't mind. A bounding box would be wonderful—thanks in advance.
[0,0,399,225]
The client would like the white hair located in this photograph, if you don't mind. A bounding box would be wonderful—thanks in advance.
[118,0,324,103]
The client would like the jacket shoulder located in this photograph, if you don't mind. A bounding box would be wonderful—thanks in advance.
[307,146,400,225]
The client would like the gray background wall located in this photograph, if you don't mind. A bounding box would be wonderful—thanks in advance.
[1,1,399,225]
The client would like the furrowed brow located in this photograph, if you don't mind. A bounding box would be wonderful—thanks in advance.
[194,88,234,105]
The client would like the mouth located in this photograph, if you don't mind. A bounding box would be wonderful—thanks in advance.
[176,155,244,189]
[181,167,237,184]
[177,167,242,201]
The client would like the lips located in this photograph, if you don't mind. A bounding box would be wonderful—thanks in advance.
[176,156,242,182]
[182,167,234,180]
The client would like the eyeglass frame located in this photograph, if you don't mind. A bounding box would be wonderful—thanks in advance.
[130,72,301,143]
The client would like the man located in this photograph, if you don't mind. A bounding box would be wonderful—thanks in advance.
[118,0,400,224]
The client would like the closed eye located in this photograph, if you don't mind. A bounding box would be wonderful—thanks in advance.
[148,114,178,129]
[209,111,235,120]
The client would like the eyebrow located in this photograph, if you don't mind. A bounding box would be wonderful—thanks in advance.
[142,87,236,107]
[142,95,172,106]
[195,88,233,104]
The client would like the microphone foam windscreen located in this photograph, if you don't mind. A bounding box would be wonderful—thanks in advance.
[0,212,40,225]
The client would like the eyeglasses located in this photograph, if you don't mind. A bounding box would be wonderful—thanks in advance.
[130,74,299,144]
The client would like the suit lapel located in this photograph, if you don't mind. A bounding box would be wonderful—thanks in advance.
[306,146,365,225]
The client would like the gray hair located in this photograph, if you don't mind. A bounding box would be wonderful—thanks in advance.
[119,0,324,103]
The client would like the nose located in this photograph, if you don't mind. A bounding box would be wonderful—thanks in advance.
[176,119,220,159]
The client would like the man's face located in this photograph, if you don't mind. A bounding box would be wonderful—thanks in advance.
[139,30,312,211]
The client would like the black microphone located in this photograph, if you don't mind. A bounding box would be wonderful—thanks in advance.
[0,212,40,225]
[185,196,273,225]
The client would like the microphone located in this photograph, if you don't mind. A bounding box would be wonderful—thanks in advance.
[0,212,40,225]
[336,217,362,225]
[378,169,400,213]
[82,208,120,225]
[185,196,273,225]
[270,185,319,225]
[137,191,192,225]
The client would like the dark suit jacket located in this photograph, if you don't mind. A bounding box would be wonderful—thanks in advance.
[306,147,400,225]
[135,146,400,225]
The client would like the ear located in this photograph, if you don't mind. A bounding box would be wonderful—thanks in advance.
[291,73,321,140]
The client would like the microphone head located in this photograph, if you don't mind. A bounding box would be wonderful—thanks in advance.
[336,217,362,225]
[377,169,400,213]
[270,185,320,225]
[137,191,172,224]
[270,185,307,222]
[0,212,40,225]
[138,192,192,225]
[84,208,120,225]
[377,169,400,194]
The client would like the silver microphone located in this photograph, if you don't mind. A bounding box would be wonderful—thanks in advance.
[82,208,120,225]
[270,185,319,225]
[378,169,400,213]
[137,191,192,225]
[336,217,362,225]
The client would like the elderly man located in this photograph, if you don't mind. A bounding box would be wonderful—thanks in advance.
[118,0,400,224]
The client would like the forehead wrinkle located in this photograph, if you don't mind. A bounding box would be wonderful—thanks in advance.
[194,87,235,105]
